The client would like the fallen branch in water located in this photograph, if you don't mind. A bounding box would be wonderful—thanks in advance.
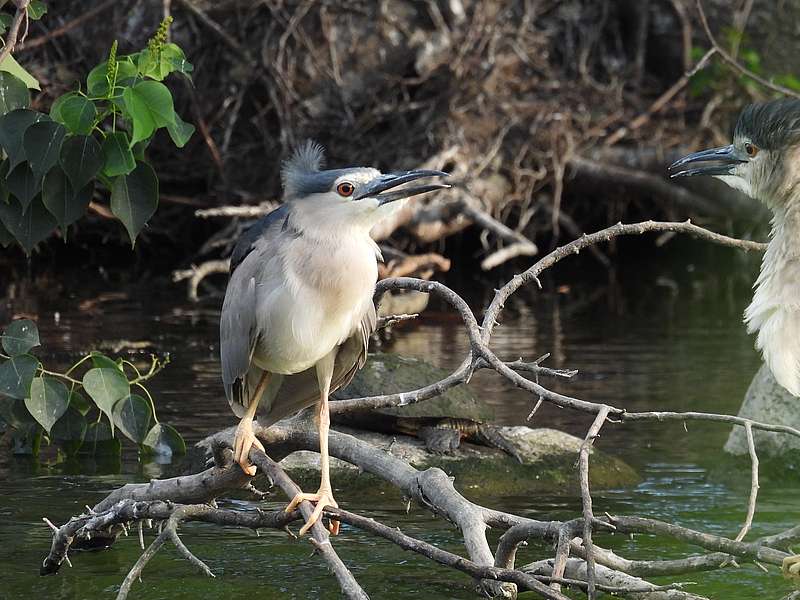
[43,220,800,600]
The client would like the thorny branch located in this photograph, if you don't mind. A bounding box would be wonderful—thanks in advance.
[42,220,799,599]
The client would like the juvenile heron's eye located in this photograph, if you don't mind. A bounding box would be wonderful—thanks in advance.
[745,142,759,157]
[336,182,355,197]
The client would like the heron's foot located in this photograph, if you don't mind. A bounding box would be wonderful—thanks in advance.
[285,486,339,536]
[783,554,800,580]
[232,416,265,476]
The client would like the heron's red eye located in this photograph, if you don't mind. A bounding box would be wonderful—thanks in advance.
[745,142,759,157]
[336,182,355,197]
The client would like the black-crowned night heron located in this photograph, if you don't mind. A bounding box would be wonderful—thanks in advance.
[670,98,800,576]
[220,141,448,534]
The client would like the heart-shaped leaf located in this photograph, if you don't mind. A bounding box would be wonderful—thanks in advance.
[0,195,56,254]
[142,423,185,457]
[23,120,66,182]
[166,112,194,148]
[0,72,30,115]
[68,389,91,415]
[89,351,123,371]
[112,394,152,444]
[0,109,49,170]
[42,166,93,230]
[6,162,37,211]
[1,319,39,356]
[26,1,47,20]
[122,80,175,145]
[0,396,38,429]
[110,161,158,245]
[87,59,137,97]
[0,354,38,399]
[51,407,87,454]
[82,367,130,434]
[25,376,69,433]
[0,54,39,90]
[51,93,96,135]
[60,134,103,192]
[101,131,135,177]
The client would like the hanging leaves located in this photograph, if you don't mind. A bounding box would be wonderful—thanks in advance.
[42,166,93,230]
[122,80,176,145]
[110,161,158,245]
[82,367,130,434]
[0,354,38,399]
[112,394,153,444]
[0,72,30,115]
[60,135,103,192]
[23,120,67,182]
[1,319,39,356]
[0,195,57,254]
[0,109,49,170]
[25,376,69,433]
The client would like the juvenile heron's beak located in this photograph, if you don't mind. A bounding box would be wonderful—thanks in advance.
[669,145,748,178]
[356,170,450,204]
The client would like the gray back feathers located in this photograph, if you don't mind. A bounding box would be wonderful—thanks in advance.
[736,99,800,150]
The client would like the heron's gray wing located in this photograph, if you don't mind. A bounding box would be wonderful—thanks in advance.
[220,204,290,417]
[260,302,377,427]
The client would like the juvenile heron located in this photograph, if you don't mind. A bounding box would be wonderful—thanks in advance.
[670,98,800,575]
[220,141,447,534]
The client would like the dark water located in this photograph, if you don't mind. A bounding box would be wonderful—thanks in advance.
[1,237,799,599]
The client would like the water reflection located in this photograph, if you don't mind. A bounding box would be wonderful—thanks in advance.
[1,238,798,598]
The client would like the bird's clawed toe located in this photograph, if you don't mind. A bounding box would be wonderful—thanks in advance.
[232,416,265,476]
[783,554,800,580]
[286,488,339,536]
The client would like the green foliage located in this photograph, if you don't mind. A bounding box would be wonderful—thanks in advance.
[0,15,194,253]
[690,29,800,99]
[0,318,185,459]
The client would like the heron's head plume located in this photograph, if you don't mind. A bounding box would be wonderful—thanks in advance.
[281,140,449,234]
[670,99,800,209]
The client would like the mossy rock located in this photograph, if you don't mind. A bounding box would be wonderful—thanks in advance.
[334,352,493,421]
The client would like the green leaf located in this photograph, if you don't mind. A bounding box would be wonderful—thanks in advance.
[42,166,93,230]
[0,54,40,90]
[1,319,39,355]
[82,367,130,434]
[0,195,56,254]
[89,351,123,371]
[26,0,47,20]
[23,120,67,182]
[50,93,96,135]
[68,389,91,415]
[51,407,87,453]
[112,394,152,444]
[25,376,69,433]
[166,112,194,148]
[161,43,193,79]
[110,161,158,245]
[87,59,137,97]
[0,72,30,115]
[85,419,114,442]
[0,14,12,36]
[101,131,135,177]
[122,80,175,145]
[0,396,38,429]
[142,423,185,457]
[6,162,36,211]
[0,108,49,170]
[0,354,38,399]
[59,134,103,192]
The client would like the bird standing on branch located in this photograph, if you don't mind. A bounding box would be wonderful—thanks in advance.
[670,99,800,576]
[219,141,448,534]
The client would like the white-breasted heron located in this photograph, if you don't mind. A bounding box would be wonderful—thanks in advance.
[670,98,800,575]
[220,141,448,534]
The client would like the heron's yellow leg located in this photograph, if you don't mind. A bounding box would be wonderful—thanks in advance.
[233,372,269,476]
[286,352,340,536]
[784,555,800,580]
